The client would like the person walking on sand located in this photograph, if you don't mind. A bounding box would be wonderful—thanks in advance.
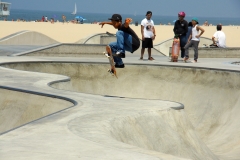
[140,11,156,61]
[184,18,205,63]
[62,15,67,24]
[99,14,140,68]
[173,12,188,59]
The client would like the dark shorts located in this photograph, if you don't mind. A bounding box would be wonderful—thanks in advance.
[142,38,153,48]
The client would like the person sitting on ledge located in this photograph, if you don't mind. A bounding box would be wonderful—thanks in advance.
[211,24,226,48]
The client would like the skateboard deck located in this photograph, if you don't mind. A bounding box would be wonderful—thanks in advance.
[171,38,180,62]
[104,46,118,78]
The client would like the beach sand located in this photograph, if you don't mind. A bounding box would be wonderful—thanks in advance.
[0,21,239,47]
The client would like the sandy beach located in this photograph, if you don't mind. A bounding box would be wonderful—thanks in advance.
[0,21,239,47]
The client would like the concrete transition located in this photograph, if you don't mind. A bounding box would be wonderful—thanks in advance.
[0,30,59,45]
[0,31,240,160]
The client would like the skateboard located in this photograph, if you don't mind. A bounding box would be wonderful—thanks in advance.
[171,38,180,62]
[103,46,118,78]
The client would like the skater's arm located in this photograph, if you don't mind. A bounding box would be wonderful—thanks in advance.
[123,18,132,28]
[196,26,205,38]
[152,26,156,40]
[99,21,113,28]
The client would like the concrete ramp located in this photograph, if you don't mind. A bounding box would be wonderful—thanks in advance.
[3,62,240,160]
[0,30,59,45]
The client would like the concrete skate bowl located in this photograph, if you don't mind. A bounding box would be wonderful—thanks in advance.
[0,30,59,45]
[2,62,240,160]
[154,37,212,56]
[0,87,74,135]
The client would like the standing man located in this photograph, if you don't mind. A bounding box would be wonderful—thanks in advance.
[140,11,156,61]
[173,12,188,58]
[99,14,140,68]
[212,24,226,48]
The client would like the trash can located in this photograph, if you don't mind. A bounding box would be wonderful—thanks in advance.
[135,21,138,26]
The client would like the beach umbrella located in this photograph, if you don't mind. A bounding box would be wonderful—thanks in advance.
[75,16,83,19]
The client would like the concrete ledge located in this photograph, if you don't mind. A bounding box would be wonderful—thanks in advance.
[17,44,107,57]
[169,47,240,58]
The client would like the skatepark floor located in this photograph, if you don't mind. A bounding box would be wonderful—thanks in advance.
[0,51,240,160]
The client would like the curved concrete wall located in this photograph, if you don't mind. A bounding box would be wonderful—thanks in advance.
[3,62,240,159]
[0,31,59,45]
[0,88,73,134]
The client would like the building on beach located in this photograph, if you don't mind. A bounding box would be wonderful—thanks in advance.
[0,0,11,19]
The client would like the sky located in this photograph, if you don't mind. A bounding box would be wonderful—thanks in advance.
[6,0,240,18]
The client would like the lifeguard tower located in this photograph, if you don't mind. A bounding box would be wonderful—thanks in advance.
[0,0,11,19]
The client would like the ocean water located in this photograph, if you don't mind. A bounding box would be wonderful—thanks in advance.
[3,9,240,26]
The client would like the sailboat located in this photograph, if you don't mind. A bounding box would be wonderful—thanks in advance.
[71,3,77,15]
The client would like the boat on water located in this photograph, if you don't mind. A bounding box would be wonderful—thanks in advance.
[71,3,77,15]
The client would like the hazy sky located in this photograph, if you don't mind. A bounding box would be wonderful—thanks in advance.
[7,0,240,18]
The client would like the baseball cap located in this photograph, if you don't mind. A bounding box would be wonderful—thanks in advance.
[108,14,122,21]
[192,17,199,24]
[192,17,198,23]
[146,11,152,16]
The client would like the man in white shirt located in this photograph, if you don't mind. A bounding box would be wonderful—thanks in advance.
[212,25,226,48]
[140,11,156,61]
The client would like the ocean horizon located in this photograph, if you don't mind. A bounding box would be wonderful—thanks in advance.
[2,9,240,26]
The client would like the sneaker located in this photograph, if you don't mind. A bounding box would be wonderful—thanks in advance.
[115,64,125,68]
[116,52,125,58]
[183,57,189,63]
[104,52,110,57]
[148,57,155,61]
[192,60,197,63]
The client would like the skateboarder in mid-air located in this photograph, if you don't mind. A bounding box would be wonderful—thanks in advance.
[99,14,140,68]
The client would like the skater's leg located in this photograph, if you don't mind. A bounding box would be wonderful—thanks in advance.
[180,35,187,58]
[148,48,153,59]
[147,38,153,59]
[192,40,200,62]
[140,48,145,59]
[123,32,132,53]
[184,40,193,59]
[108,42,123,66]
[116,30,126,53]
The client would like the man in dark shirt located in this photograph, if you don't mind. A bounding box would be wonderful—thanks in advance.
[173,12,188,58]
[99,14,140,68]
